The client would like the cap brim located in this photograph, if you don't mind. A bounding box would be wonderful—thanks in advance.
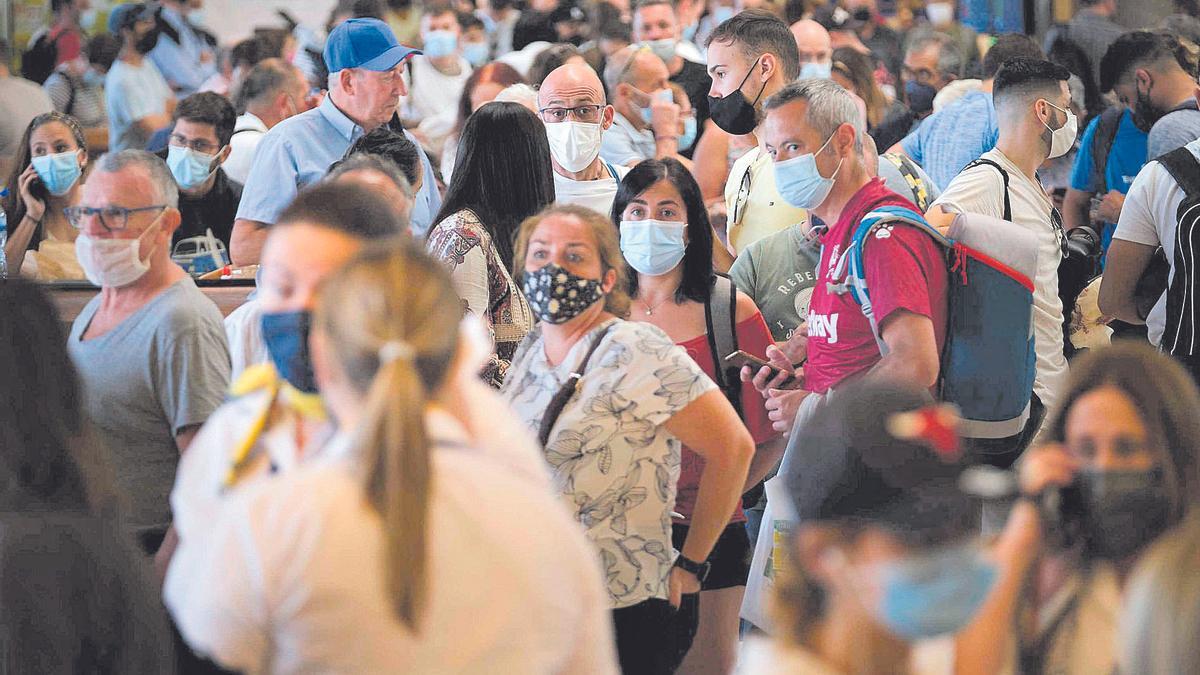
[358,45,422,72]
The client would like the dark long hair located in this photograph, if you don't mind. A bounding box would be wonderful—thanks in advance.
[434,102,555,270]
[611,158,714,304]
[453,62,526,136]
[2,112,87,251]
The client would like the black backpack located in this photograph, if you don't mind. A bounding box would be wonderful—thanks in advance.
[703,273,742,419]
[1149,147,1200,356]
[20,29,67,84]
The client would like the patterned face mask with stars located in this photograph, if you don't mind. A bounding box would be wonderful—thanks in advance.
[523,263,605,324]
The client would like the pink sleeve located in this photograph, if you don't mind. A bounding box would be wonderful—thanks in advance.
[862,225,943,328]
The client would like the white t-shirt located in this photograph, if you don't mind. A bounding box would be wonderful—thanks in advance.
[224,296,266,381]
[167,419,616,675]
[552,161,630,218]
[1110,137,1200,346]
[223,112,269,185]
[105,57,172,152]
[402,56,472,154]
[932,148,1068,412]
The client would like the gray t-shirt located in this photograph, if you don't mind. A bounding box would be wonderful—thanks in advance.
[68,277,230,537]
[1148,108,1200,160]
[729,224,821,342]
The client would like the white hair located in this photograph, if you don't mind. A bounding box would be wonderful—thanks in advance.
[494,83,539,113]
[93,150,179,208]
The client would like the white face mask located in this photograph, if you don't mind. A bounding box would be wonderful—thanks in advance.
[75,214,164,288]
[1042,100,1078,160]
[544,120,604,173]
[925,2,954,26]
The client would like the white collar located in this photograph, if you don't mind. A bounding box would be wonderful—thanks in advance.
[235,111,269,133]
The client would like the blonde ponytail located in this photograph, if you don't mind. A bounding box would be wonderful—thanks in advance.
[314,240,462,632]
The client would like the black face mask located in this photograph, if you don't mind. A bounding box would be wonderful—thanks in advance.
[1132,80,1164,133]
[1078,468,1173,562]
[135,28,161,55]
[707,59,767,135]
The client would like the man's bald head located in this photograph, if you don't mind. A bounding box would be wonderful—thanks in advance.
[790,19,832,66]
[539,62,608,109]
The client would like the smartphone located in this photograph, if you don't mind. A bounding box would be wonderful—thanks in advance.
[724,350,795,386]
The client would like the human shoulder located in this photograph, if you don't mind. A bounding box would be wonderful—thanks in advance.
[151,280,225,338]
[733,286,760,323]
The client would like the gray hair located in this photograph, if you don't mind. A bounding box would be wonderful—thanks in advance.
[603,45,645,95]
[906,32,963,80]
[764,79,865,151]
[327,153,415,199]
[236,58,302,111]
[93,150,179,208]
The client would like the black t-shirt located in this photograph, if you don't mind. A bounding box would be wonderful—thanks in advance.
[671,58,712,159]
[174,168,243,249]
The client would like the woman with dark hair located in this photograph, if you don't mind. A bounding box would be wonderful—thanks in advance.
[440,62,527,182]
[426,101,553,388]
[0,279,175,672]
[957,342,1200,675]
[830,47,908,150]
[527,42,586,86]
[611,158,783,673]
[2,111,89,279]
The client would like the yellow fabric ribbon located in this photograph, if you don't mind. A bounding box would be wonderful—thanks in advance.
[222,364,327,489]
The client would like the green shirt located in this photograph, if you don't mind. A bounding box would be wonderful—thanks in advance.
[729,224,821,342]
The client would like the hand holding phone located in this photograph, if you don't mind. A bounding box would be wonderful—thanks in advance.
[726,350,797,391]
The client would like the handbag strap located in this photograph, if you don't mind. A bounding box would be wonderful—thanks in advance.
[537,324,616,447]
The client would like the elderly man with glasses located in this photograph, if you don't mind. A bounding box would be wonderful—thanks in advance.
[538,62,630,217]
[600,45,693,168]
[65,149,231,557]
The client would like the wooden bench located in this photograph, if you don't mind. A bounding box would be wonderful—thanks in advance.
[45,280,257,324]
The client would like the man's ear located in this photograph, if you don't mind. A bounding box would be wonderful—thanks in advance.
[759,52,778,83]
[602,103,616,130]
[217,144,232,165]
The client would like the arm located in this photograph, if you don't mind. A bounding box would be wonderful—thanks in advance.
[1098,239,1157,325]
[4,166,48,276]
[1062,188,1094,232]
[693,120,731,202]
[134,112,173,137]
[230,218,269,266]
[744,436,785,490]
[867,310,940,389]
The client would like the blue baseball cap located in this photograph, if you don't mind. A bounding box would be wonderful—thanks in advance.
[324,18,420,73]
[107,2,155,33]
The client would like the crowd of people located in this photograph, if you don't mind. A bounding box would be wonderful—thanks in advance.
[5,0,1200,673]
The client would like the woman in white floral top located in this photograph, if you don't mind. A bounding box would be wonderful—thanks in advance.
[427,102,553,387]
[501,205,754,674]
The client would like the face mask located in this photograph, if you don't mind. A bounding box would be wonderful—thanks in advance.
[773,133,842,209]
[544,120,604,173]
[643,38,678,63]
[905,80,937,116]
[523,262,605,324]
[135,28,161,55]
[80,8,99,31]
[1132,83,1163,133]
[799,60,833,80]
[422,30,459,58]
[639,88,674,126]
[925,2,954,25]
[462,41,490,66]
[711,6,735,24]
[679,115,698,149]
[188,9,207,25]
[620,219,687,276]
[30,150,82,197]
[866,544,998,640]
[261,310,319,394]
[167,145,220,191]
[852,7,873,22]
[708,59,767,135]
[1079,468,1173,562]
[1041,101,1077,159]
[74,214,163,288]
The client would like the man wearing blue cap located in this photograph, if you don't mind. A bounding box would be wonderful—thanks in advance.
[230,18,442,265]
[105,3,175,153]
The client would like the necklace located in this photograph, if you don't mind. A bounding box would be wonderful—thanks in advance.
[640,294,673,316]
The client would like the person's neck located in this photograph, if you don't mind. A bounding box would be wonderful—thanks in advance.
[667,54,684,76]
[246,103,282,129]
[810,606,912,674]
[554,157,606,181]
[635,267,683,307]
[328,89,380,132]
[1156,73,1197,112]
[812,159,869,226]
[430,55,462,75]
[97,255,185,311]
[541,306,612,365]
[43,190,79,240]
[54,11,78,29]
[980,78,994,94]
[119,46,144,66]
[994,127,1044,180]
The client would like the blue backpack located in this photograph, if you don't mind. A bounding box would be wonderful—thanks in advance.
[829,204,1040,440]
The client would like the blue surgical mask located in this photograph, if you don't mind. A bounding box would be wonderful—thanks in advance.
[868,544,998,641]
[422,30,459,58]
[905,80,937,115]
[680,115,698,149]
[261,310,319,393]
[773,134,842,209]
[462,41,489,66]
[799,60,833,80]
[167,145,220,191]
[30,150,82,197]
[643,38,678,63]
[639,88,675,126]
[620,219,688,276]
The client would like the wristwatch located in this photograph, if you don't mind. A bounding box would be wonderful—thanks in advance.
[673,554,711,583]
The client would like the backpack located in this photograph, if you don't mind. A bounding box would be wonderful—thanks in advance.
[831,204,1040,440]
[1089,105,1126,194]
[703,273,742,419]
[1149,147,1200,356]
[20,29,68,84]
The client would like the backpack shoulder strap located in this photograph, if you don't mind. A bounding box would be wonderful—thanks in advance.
[537,323,616,447]
[704,273,743,416]
[964,157,1012,222]
[1090,106,1125,192]
[1155,147,1200,201]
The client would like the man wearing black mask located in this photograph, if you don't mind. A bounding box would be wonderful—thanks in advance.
[1100,30,1200,159]
[704,9,803,255]
[105,3,175,152]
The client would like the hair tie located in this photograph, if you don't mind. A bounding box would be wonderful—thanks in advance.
[379,340,416,364]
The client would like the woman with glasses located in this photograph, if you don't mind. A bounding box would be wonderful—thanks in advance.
[2,112,89,279]
[613,158,783,674]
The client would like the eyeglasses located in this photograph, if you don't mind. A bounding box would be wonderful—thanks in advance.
[65,205,167,232]
[539,104,605,123]
[169,134,220,155]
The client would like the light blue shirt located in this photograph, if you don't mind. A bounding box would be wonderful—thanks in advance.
[599,113,656,167]
[148,6,216,95]
[105,57,172,152]
[235,94,441,234]
[900,90,999,192]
